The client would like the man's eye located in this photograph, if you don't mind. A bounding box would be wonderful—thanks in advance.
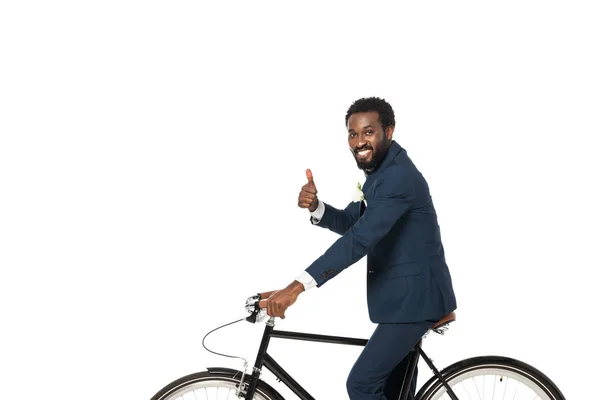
[366,131,374,135]
[349,133,357,138]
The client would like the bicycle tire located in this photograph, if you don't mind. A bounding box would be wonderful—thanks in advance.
[151,367,285,400]
[416,355,565,400]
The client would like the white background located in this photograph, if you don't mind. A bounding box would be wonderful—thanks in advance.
[1,1,599,399]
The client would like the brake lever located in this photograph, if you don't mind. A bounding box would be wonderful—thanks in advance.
[245,294,260,312]
[245,294,268,323]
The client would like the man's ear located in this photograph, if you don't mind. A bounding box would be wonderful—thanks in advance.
[386,126,394,141]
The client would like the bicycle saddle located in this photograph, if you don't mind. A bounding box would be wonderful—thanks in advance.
[431,311,456,335]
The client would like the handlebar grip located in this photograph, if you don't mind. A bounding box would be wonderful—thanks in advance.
[258,290,277,299]
[259,299,268,309]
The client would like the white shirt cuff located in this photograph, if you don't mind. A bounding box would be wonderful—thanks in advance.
[296,270,317,291]
[309,199,325,224]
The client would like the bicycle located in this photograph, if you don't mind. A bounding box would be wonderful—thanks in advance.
[151,293,566,400]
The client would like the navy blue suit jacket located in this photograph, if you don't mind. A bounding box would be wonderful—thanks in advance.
[305,141,457,323]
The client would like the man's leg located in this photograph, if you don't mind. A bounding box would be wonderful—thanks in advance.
[382,352,418,400]
[346,321,433,400]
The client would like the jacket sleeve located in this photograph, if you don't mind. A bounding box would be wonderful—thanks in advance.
[311,201,361,236]
[305,169,414,287]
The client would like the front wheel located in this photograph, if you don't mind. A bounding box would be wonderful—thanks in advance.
[417,356,565,400]
[151,367,285,400]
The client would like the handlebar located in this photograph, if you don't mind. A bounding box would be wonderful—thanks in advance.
[244,294,271,324]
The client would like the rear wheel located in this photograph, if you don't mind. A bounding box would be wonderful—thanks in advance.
[417,356,565,400]
[151,368,284,400]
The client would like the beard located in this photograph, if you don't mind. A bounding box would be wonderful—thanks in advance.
[352,142,389,172]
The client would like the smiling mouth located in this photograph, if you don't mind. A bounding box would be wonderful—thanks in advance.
[355,149,372,160]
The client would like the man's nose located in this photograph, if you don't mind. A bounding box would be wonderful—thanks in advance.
[357,134,367,147]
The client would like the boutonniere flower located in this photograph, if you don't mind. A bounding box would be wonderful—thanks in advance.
[352,182,367,206]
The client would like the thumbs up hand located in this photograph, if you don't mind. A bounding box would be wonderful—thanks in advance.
[298,168,319,212]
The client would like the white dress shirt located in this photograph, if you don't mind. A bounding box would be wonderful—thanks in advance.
[294,200,325,290]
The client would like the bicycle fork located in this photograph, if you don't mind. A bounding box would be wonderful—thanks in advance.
[244,318,275,399]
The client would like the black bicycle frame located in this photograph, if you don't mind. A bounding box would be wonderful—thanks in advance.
[243,321,459,400]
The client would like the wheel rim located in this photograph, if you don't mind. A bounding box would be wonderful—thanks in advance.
[427,365,556,400]
[159,377,272,400]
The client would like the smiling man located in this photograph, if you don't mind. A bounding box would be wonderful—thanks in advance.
[260,97,457,400]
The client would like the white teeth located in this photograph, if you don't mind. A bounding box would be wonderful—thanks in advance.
[358,150,370,156]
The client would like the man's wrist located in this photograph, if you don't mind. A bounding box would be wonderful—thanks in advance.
[309,199,325,220]
[289,280,305,295]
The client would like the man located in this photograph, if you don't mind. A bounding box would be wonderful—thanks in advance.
[260,97,457,399]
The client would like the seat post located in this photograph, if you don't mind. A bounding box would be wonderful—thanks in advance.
[397,339,422,400]
[418,346,460,400]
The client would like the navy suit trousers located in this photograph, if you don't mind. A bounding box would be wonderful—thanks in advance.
[346,321,435,400]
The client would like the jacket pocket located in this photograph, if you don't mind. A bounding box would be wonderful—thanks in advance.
[388,262,421,278]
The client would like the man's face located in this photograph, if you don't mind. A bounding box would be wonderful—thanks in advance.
[347,111,393,171]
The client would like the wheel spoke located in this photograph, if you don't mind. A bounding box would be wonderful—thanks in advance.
[483,375,486,399]
[472,377,483,400]
[461,380,473,400]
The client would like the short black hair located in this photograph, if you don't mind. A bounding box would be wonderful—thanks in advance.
[345,97,395,130]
